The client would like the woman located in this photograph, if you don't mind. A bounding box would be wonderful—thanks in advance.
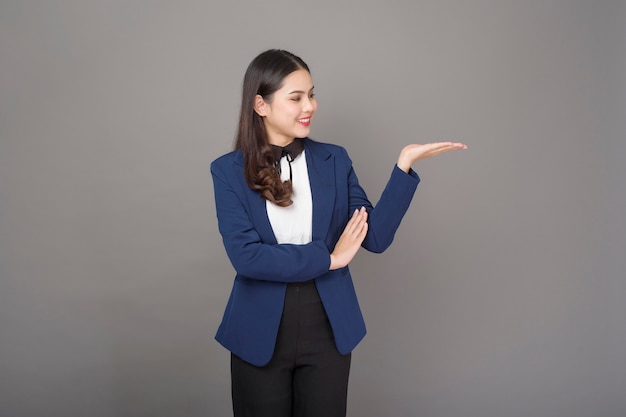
[211,49,466,417]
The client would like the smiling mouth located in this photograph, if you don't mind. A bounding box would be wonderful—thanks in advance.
[297,118,311,126]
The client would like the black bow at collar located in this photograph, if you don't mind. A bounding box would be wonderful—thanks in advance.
[270,139,304,180]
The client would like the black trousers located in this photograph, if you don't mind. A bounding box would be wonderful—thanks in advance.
[231,280,351,417]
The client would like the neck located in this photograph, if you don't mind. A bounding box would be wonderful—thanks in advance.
[268,139,295,147]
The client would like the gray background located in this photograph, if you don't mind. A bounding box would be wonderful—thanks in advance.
[1,1,624,416]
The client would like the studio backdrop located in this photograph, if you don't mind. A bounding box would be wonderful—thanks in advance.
[1,1,625,416]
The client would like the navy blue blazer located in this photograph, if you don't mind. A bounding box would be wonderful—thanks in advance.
[211,138,420,366]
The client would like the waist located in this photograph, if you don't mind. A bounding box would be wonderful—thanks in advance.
[287,279,316,287]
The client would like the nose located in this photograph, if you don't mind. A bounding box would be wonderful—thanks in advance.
[302,97,314,113]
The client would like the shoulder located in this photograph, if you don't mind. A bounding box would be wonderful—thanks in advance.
[211,149,243,171]
[303,138,350,159]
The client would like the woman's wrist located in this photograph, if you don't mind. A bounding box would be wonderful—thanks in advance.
[397,152,412,173]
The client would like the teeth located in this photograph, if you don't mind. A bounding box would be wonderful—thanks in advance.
[298,118,310,122]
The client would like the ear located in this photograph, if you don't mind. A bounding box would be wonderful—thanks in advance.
[253,95,268,117]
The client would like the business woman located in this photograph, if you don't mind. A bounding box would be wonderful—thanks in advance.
[211,49,466,417]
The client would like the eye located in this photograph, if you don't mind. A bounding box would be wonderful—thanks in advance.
[309,93,316,99]
[290,97,301,102]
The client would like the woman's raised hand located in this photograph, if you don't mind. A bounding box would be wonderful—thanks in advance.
[397,142,467,173]
[329,207,368,270]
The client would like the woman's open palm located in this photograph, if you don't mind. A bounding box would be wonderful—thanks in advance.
[397,142,467,172]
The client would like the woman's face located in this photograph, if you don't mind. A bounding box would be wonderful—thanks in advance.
[255,69,317,146]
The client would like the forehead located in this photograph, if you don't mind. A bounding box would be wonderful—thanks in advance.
[279,69,314,92]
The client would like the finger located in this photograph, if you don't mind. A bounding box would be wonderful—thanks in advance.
[346,217,368,241]
[436,144,466,154]
[426,142,466,155]
[348,211,367,236]
[427,142,466,149]
[345,208,360,226]
[441,142,467,149]
[355,221,368,242]
[348,207,367,226]
[358,222,369,236]
[343,209,363,236]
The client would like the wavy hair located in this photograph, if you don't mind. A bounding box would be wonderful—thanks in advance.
[234,49,310,207]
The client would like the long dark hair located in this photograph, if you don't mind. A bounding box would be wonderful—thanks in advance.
[234,49,310,207]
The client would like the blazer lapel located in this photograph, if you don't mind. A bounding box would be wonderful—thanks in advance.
[304,139,335,242]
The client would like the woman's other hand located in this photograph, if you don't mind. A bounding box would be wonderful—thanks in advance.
[329,207,368,270]
[397,142,467,173]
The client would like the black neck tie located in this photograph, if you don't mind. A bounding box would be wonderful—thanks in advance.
[270,140,304,181]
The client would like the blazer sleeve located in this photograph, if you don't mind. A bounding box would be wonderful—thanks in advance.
[211,159,331,282]
[342,147,421,253]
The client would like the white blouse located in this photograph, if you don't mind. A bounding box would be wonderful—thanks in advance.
[266,151,313,245]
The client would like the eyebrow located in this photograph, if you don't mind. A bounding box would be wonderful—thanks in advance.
[287,86,315,94]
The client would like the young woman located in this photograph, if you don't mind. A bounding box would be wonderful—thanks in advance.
[211,49,466,417]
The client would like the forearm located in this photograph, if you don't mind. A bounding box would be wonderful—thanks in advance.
[360,165,420,253]
[220,233,331,282]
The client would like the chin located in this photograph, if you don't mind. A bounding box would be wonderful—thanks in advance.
[296,128,311,138]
